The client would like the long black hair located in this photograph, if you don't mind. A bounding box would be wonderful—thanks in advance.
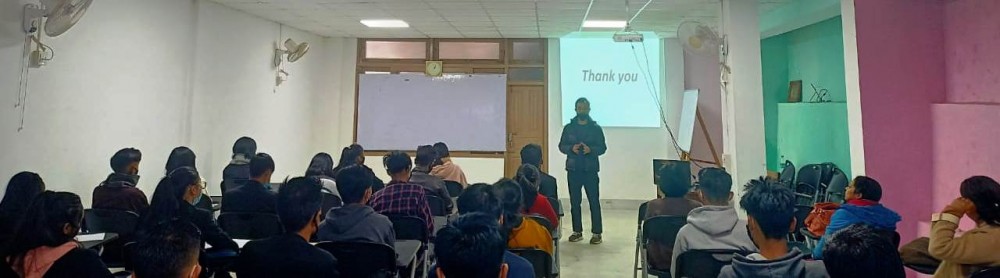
[493,178,524,234]
[515,164,541,209]
[3,191,84,270]
[143,167,200,228]
[0,172,45,217]
[165,146,197,174]
[305,153,336,178]
[960,176,1000,226]
[333,144,365,175]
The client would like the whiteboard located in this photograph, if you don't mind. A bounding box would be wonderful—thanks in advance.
[677,90,700,152]
[356,74,507,152]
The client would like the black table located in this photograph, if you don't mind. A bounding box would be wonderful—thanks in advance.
[395,240,422,278]
[78,233,119,250]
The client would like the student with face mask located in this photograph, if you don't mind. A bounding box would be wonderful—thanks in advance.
[558,97,608,244]
[138,167,238,255]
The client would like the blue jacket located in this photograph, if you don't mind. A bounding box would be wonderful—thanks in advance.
[812,203,901,259]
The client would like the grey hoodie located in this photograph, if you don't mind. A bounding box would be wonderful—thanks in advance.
[316,204,395,246]
[718,249,829,278]
[671,205,758,277]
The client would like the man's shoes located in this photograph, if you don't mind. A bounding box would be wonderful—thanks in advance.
[590,234,603,244]
[568,232,584,242]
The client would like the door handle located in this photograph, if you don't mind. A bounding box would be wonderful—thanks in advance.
[507,133,513,148]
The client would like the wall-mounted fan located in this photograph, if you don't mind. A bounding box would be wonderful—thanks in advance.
[22,0,93,67]
[273,38,309,87]
[677,21,722,57]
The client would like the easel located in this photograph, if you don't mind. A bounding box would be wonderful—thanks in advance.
[680,109,723,168]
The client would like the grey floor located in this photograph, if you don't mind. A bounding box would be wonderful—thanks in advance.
[558,207,640,278]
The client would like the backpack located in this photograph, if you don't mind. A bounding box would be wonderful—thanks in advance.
[804,202,840,236]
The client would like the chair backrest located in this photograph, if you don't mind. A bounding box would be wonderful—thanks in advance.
[426,195,449,216]
[972,267,1000,278]
[675,249,748,278]
[315,241,396,278]
[779,160,796,185]
[637,202,650,225]
[388,215,429,242]
[825,168,849,203]
[546,196,563,217]
[444,181,463,197]
[819,163,837,186]
[795,164,823,191]
[641,216,687,248]
[84,208,140,236]
[320,193,343,218]
[217,212,283,240]
[510,248,552,278]
[793,205,812,237]
[526,214,555,234]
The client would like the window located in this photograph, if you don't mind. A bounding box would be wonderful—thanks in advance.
[508,67,544,82]
[365,41,427,59]
[511,41,543,63]
[438,41,501,60]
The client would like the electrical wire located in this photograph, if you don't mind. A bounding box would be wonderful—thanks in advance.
[629,42,684,157]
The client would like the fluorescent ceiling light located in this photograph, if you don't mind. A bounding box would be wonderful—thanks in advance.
[582,20,627,28]
[361,20,409,28]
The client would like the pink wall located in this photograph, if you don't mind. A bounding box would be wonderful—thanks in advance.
[932,104,1000,230]
[684,52,724,169]
[853,0,946,243]
[944,0,1000,103]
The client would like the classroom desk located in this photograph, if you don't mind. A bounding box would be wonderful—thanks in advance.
[395,240,422,278]
[78,233,119,250]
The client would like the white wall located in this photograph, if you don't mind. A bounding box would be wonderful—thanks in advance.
[0,0,350,202]
[547,38,686,201]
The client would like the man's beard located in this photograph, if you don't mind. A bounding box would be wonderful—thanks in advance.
[576,114,591,121]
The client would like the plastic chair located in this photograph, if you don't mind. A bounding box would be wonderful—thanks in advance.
[526,214,555,234]
[971,267,1000,278]
[778,160,796,186]
[824,168,849,203]
[511,248,553,278]
[320,192,343,219]
[640,216,687,278]
[315,241,397,278]
[904,263,938,275]
[633,202,650,278]
[388,215,430,278]
[426,195,449,216]
[547,196,563,217]
[444,181,463,198]
[794,164,823,205]
[217,212,282,240]
[674,249,748,278]
[84,209,140,268]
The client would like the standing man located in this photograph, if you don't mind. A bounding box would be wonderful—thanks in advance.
[559,97,607,244]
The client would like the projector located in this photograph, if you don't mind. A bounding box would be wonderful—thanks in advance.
[613,32,644,43]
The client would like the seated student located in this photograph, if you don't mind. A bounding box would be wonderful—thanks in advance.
[132,220,203,278]
[644,163,701,271]
[222,137,256,191]
[494,178,554,256]
[812,176,900,259]
[434,213,516,278]
[93,147,149,213]
[430,142,468,187]
[0,172,45,245]
[139,167,238,253]
[822,224,905,278]
[222,153,277,213]
[718,178,828,278]
[514,164,559,228]
[671,168,756,277]
[520,144,558,199]
[236,177,339,278]
[305,152,339,196]
[165,147,213,210]
[317,165,395,246]
[410,145,454,212]
[369,151,434,235]
[928,176,1000,277]
[331,144,385,192]
[1,191,113,278]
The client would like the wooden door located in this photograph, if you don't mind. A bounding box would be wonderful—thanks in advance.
[505,85,547,177]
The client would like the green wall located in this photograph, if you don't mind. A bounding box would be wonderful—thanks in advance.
[761,16,850,173]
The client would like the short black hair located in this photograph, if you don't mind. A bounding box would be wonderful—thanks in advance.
[133,220,202,278]
[519,144,543,167]
[165,146,196,174]
[277,177,323,232]
[336,165,373,204]
[822,224,905,278]
[658,163,691,198]
[232,137,257,159]
[960,176,1000,226]
[698,168,733,203]
[414,145,437,166]
[110,148,142,173]
[249,153,275,178]
[852,176,883,202]
[434,213,506,278]
[739,177,796,240]
[433,142,450,158]
[457,183,501,219]
[383,151,412,175]
[575,97,590,106]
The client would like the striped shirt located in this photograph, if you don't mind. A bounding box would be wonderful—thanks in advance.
[370,182,434,235]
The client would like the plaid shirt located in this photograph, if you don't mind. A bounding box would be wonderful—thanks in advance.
[370,182,434,234]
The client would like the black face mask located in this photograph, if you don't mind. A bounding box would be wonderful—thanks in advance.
[576,114,592,122]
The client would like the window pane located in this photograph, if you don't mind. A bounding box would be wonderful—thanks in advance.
[438,42,500,60]
[512,41,543,62]
[365,41,426,59]
[509,67,544,82]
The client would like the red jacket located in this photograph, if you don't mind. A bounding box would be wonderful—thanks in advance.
[525,194,559,228]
